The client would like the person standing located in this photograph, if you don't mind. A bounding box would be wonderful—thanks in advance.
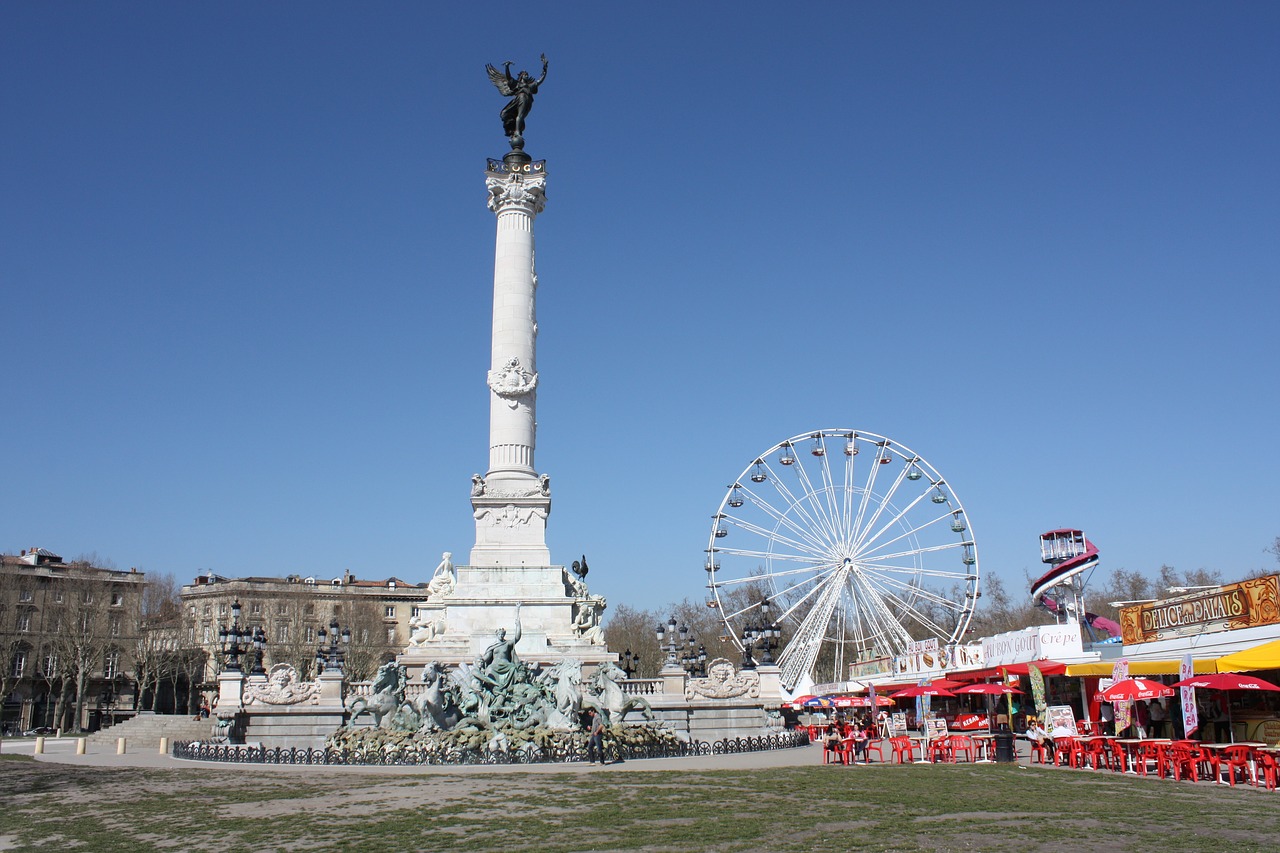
[1148,699,1167,738]
[586,708,606,765]
[1134,700,1150,738]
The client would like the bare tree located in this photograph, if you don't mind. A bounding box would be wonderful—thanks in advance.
[50,576,113,732]
[340,599,396,682]
[0,561,26,706]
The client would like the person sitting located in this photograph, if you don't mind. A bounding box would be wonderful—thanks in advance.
[1025,719,1050,760]
[851,723,872,764]
[823,722,846,763]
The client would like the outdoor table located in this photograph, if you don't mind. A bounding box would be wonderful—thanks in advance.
[1138,739,1172,777]
[972,733,995,763]
[1203,742,1267,785]
[1114,738,1146,774]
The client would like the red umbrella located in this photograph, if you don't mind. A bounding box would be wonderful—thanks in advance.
[953,683,1023,695]
[1170,673,1280,692]
[926,678,968,690]
[1099,678,1175,702]
[890,685,955,699]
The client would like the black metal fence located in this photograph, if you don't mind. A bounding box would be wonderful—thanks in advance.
[171,730,809,766]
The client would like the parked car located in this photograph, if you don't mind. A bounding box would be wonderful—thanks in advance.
[22,726,55,737]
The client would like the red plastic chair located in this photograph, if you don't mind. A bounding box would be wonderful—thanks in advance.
[863,738,885,764]
[949,736,975,763]
[890,736,918,764]
[1028,739,1049,764]
[1254,751,1278,791]
[1209,744,1252,786]
[1054,737,1081,768]
[822,737,848,765]
[1167,742,1203,782]
[1103,739,1127,773]
[1082,739,1109,770]
[928,736,953,763]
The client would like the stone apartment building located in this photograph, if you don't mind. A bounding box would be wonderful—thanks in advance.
[1,548,146,733]
[180,570,428,682]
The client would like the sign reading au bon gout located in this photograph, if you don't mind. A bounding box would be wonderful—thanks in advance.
[1119,573,1280,645]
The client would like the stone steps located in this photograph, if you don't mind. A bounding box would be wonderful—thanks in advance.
[87,714,215,748]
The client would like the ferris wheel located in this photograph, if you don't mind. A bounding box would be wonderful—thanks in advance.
[704,429,980,691]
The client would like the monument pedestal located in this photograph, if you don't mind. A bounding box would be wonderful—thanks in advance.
[397,563,614,673]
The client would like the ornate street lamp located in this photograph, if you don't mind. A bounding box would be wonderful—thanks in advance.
[655,615,681,667]
[249,626,268,676]
[620,648,639,678]
[218,600,249,672]
[315,619,351,674]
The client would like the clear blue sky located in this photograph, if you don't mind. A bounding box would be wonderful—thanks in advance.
[3,3,1278,618]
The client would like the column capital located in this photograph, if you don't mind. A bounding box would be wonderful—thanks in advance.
[486,170,547,216]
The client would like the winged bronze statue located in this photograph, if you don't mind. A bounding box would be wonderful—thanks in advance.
[485,54,548,151]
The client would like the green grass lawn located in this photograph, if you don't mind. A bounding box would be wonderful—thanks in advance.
[1,754,1276,852]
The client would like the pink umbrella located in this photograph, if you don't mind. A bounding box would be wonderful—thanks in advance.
[1099,678,1174,702]
[953,683,1023,695]
[1170,673,1280,692]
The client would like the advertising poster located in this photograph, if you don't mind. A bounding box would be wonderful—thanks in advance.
[1112,658,1131,734]
[1028,663,1047,723]
[1180,653,1198,738]
[1046,705,1078,736]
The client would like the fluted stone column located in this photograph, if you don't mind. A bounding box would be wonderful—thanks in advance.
[471,156,551,567]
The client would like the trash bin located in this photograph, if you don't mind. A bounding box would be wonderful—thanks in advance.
[994,729,1016,763]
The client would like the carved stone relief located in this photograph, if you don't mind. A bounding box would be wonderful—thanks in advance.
[684,658,760,701]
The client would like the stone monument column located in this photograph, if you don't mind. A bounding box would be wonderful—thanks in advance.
[470,154,551,567]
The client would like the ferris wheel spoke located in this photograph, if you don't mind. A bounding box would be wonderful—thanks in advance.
[851,496,947,560]
[860,564,975,584]
[714,546,826,566]
[761,464,842,553]
[722,516,831,560]
[770,569,844,625]
[787,441,844,548]
[736,482,838,556]
[778,569,848,687]
[712,561,836,591]
[849,469,927,556]
[858,538,969,565]
[851,441,896,540]
[847,573,915,651]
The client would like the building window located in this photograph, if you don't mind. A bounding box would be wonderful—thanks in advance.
[51,616,62,633]
[219,603,227,616]
[276,625,289,643]
[43,649,57,675]
[188,605,196,617]
[19,589,33,602]
[111,591,124,606]
[109,617,121,637]
[384,606,396,618]
[83,590,93,604]
[10,651,27,678]
[202,626,211,643]
[104,650,119,679]
[203,605,211,617]
[305,626,315,644]
[277,603,287,616]
[387,627,397,644]
[305,603,315,615]
[17,613,31,632]
[53,590,64,603]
